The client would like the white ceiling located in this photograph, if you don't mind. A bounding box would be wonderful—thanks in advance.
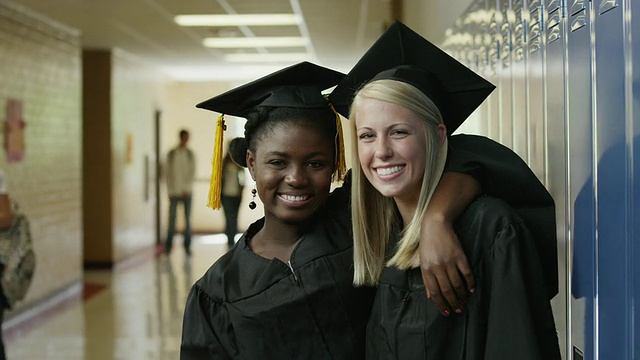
[9,0,472,82]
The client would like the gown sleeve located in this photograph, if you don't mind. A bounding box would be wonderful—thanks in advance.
[444,134,558,299]
[180,284,233,360]
[482,212,562,360]
[445,134,553,206]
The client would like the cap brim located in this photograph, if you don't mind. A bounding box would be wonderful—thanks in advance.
[197,61,345,118]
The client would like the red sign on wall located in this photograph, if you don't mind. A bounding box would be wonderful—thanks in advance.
[5,98,25,163]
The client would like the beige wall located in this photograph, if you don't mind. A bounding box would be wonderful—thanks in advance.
[0,2,83,310]
[111,49,168,262]
[402,0,474,44]
[83,48,169,265]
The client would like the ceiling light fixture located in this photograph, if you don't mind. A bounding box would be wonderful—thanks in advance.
[203,37,308,48]
[174,14,302,27]
[224,53,311,63]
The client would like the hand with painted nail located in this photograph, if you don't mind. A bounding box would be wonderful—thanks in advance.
[418,171,480,316]
[419,217,475,316]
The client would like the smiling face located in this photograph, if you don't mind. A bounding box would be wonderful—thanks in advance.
[247,121,335,224]
[354,97,428,205]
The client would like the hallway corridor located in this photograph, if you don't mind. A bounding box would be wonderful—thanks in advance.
[3,235,229,360]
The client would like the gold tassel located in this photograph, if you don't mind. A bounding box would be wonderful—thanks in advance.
[329,103,347,182]
[207,114,226,210]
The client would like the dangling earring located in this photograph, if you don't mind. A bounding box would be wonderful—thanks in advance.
[249,187,257,210]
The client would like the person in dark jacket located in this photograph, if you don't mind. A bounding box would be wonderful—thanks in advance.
[332,20,561,360]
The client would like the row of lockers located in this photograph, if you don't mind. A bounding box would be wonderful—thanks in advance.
[442,1,639,359]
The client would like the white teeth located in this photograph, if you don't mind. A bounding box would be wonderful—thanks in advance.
[376,166,403,176]
[281,194,309,202]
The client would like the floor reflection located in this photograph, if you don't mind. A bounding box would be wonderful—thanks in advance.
[5,235,229,360]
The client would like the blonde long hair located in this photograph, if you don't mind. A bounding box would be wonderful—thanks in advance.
[349,80,449,286]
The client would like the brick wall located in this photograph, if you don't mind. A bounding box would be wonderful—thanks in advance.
[0,1,83,310]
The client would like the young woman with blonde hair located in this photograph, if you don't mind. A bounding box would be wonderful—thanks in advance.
[332,20,562,359]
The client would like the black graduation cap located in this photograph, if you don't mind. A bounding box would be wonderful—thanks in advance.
[197,61,345,117]
[329,20,495,134]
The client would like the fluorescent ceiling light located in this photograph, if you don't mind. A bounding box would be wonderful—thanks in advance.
[224,53,311,63]
[175,14,301,27]
[203,37,308,48]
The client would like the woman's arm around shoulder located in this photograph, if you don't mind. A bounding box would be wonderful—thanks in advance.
[420,171,480,316]
[446,134,553,206]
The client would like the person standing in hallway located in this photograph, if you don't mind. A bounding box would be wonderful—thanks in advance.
[220,151,245,248]
[165,129,196,256]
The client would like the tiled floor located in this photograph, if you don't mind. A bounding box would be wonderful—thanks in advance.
[4,234,231,360]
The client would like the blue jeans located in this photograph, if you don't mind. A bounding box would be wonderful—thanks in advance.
[165,194,192,254]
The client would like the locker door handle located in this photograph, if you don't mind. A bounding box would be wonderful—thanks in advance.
[598,0,618,15]
[547,8,561,28]
[513,7,525,62]
[570,9,587,32]
[529,8,541,53]
[546,8,562,43]
[500,22,511,59]
[570,0,587,16]
[547,25,561,43]
[546,0,561,14]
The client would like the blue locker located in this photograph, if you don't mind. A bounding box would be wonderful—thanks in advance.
[566,0,596,359]
[633,1,640,358]
[466,1,493,136]
[443,3,490,136]
[511,0,529,161]
[447,0,640,357]
[478,0,494,137]
[543,0,569,358]
[527,0,546,180]
[498,0,515,146]
[592,1,632,359]
[487,1,502,140]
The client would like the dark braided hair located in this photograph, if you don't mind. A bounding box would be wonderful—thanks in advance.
[228,106,338,170]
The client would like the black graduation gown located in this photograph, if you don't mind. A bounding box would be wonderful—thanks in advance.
[446,135,558,300]
[180,134,558,359]
[366,196,562,360]
[180,184,377,360]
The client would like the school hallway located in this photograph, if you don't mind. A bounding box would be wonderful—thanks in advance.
[2,0,640,358]
[2,235,228,360]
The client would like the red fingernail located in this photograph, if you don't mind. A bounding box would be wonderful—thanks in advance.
[455,308,463,314]
[442,310,450,316]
